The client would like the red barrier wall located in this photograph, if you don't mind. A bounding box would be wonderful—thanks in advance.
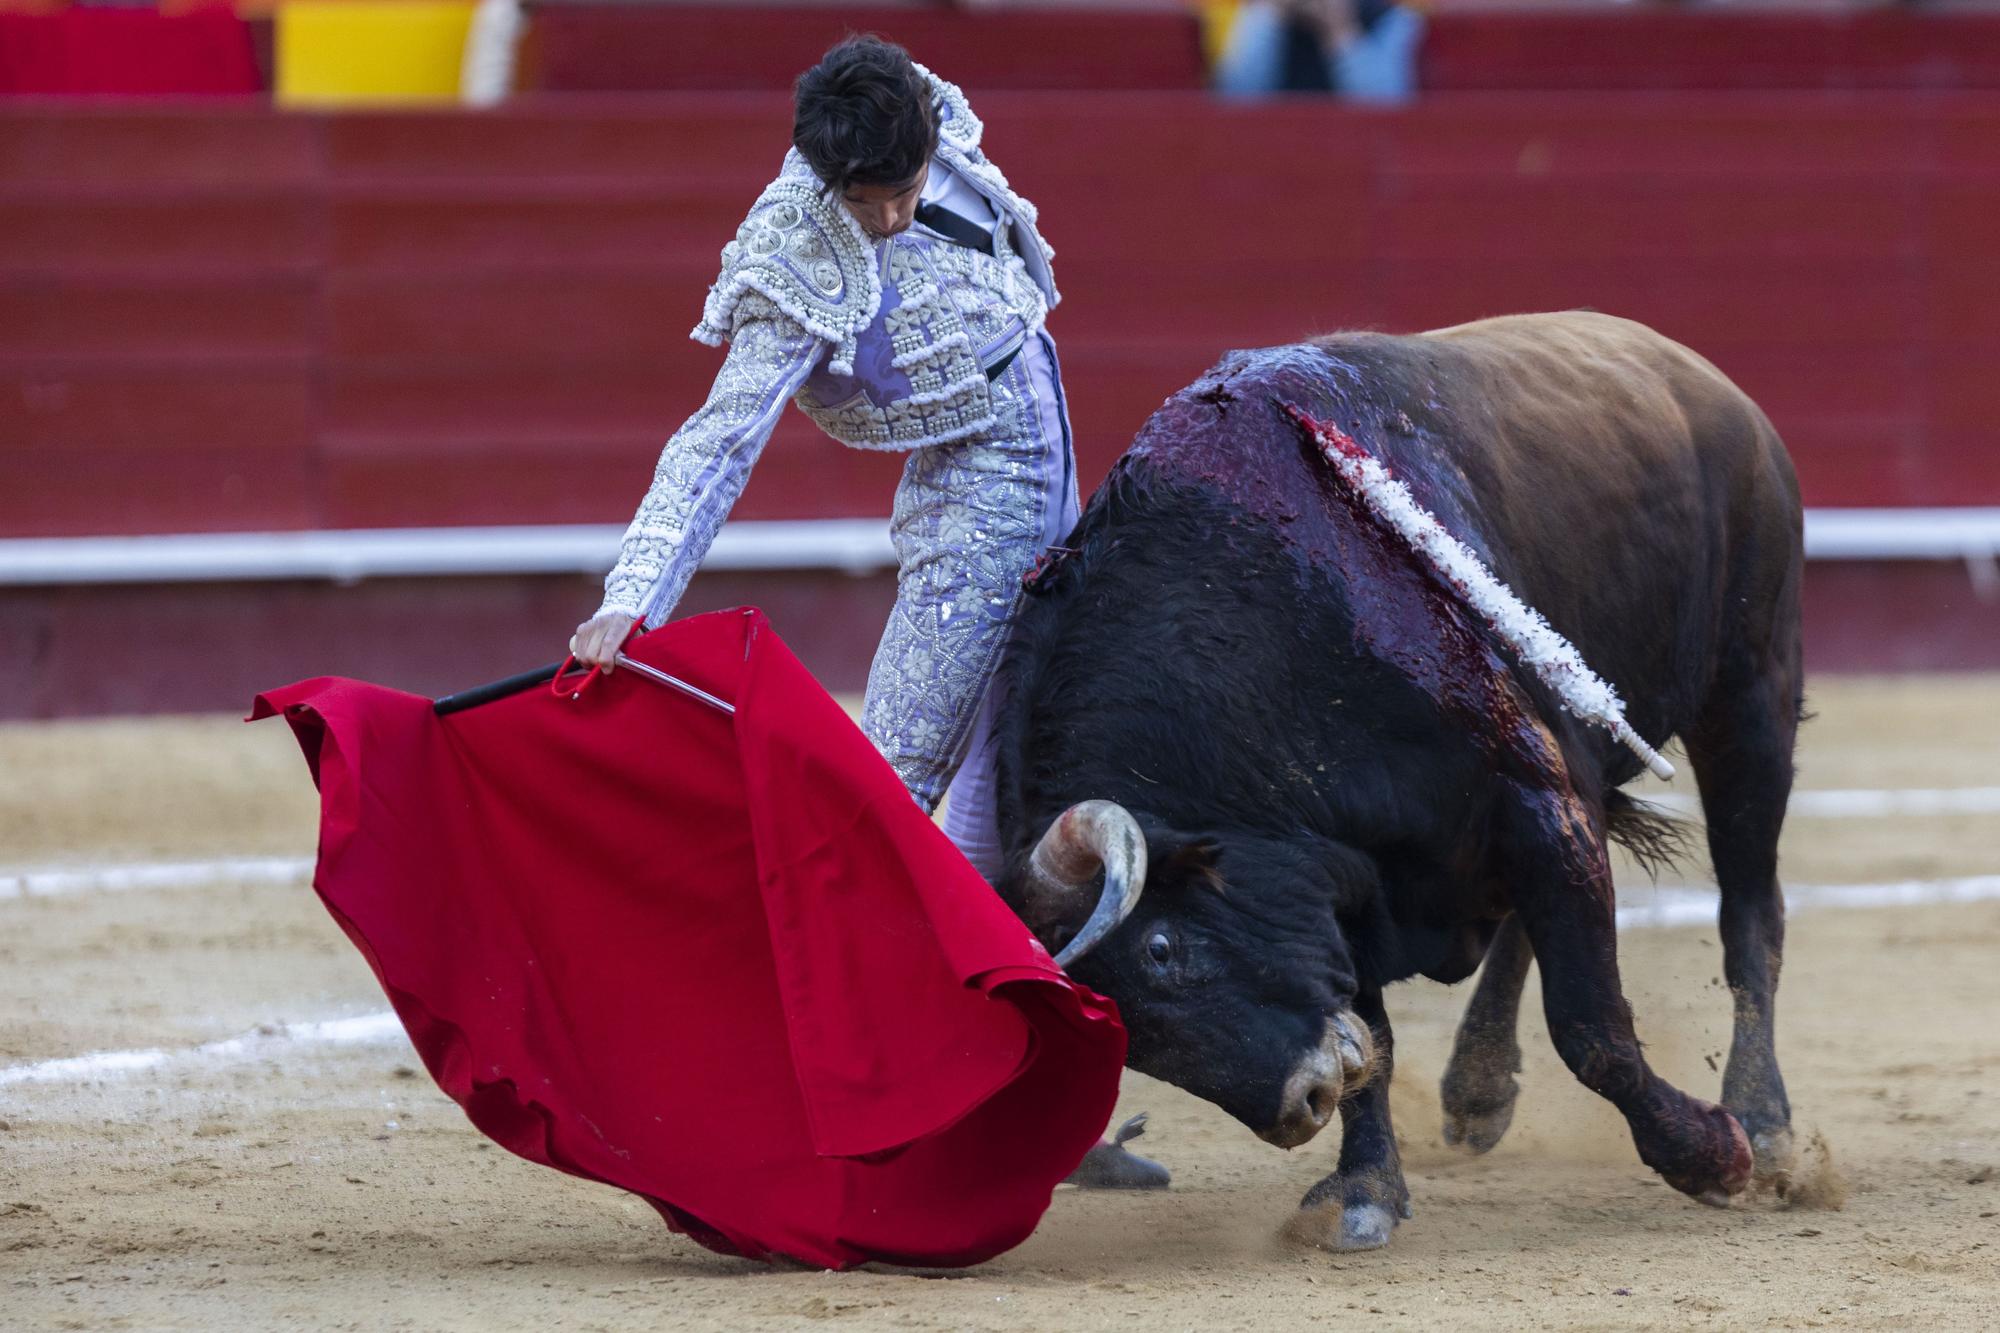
[4,558,1994,720]
[5,92,2000,541]
[0,569,899,719]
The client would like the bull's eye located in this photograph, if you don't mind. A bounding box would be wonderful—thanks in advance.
[1145,931,1172,965]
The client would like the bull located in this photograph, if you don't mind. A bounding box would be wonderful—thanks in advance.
[991,311,1803,1250]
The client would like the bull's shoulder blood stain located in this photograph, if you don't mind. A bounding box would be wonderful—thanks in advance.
[1284,401,1674,783]
[1121,353,1554,785]
[1021,544,1079,594]
[1293,409,1560,787]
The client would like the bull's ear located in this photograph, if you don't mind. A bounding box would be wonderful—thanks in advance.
[1158,834,1227,893]
[1135,820,1226,893]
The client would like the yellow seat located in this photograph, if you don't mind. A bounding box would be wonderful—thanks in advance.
[276,0,475,106]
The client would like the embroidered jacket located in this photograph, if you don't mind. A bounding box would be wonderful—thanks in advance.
[691,65,1058,384]
[598,67,1060,625]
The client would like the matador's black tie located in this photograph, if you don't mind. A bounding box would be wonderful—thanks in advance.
[914,201,996,257]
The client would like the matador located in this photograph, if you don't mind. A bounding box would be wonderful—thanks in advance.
[571,38,1075,883]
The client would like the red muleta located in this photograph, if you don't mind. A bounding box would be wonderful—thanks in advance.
[251,607,1125,1270]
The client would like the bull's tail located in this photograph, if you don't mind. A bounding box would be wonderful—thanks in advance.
[1605,789,1695,880]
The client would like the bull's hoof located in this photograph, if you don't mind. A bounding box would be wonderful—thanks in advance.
[1283,1197,1410,1253]
[1440,1062,1520,1156]
[1750,1125,1797,1197]
[1338,1202,1400,1251]
[1286,1168,1412,1253]
[1440,1090,1517,1156]
[1652,1101,1754,1206]
[1064,1114,1171,1190]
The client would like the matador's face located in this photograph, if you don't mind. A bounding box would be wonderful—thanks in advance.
[841,162,929,241]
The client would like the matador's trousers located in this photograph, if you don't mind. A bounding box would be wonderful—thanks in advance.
[859,331,1081,880]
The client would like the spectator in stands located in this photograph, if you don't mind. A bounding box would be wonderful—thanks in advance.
[1213,0,1427,103]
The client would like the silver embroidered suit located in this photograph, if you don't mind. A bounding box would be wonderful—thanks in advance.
[597,69,1078,858]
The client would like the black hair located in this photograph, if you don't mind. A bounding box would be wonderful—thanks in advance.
[792,36,939,196]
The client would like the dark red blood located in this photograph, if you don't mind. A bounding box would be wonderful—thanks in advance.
[1118,349,1572,788]
[1022,544,1079,594]
[1291,403,1566,788]
[1286,403,1370,465]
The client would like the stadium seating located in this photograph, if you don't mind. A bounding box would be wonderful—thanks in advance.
[527,4,1209,93]
[4,92,1996,543]
[1422,11,2000,92]
[0,9,259,96]
[275,1,478,106]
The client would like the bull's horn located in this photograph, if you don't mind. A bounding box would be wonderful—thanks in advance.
[1024,800,1148,968]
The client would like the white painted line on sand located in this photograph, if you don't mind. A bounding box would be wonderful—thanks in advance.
[1651,787,2000,819]
[1,875,1994,1094]
[5,785,1990,904]
[1615,874,2000,931]
[0,1013,405,1090]
[0,787,1990,906]
[0,856,315,900]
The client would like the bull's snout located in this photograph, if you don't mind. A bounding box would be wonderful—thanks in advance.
[1260,1011,1377,1149]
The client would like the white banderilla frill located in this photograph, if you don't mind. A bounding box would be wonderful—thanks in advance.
[1288,404,1675,781]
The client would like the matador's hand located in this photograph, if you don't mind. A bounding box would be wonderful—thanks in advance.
[570,611,636,673]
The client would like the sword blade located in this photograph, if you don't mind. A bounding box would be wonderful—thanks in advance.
[613,653,736,715]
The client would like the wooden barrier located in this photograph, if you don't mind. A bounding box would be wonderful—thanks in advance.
[4,556,1995,719]
[4,91,1998,533]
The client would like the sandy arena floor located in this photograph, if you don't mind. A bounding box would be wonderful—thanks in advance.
[2,677,1997,1330]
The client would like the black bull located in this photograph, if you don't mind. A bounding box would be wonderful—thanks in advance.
[988,312,1804,1251]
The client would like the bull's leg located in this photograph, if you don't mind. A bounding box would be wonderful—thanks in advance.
[1440,915,1532,1154]
[1684,668,1800,1191]
[1502,787,1753,1205]
[1286,987,1410,1251]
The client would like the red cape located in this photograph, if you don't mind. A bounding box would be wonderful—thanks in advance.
[252,607,1124,1269]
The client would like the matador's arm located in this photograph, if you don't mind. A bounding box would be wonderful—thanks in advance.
[597,305,825,626]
